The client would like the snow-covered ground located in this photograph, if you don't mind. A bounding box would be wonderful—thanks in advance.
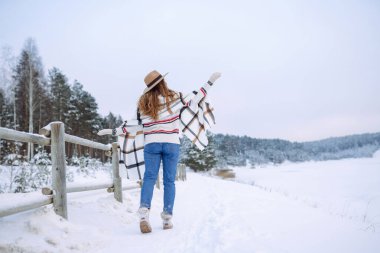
[1,152,380,253]
[233,150,380,232]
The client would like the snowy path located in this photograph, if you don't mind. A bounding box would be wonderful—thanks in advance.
[1,172,380,252]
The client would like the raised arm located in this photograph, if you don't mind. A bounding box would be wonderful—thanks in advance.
[192,72,221,105]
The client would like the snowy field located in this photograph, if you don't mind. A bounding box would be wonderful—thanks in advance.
[233,150,380,232]
[1,153,380,253]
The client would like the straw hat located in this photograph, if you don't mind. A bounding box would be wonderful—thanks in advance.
[143,70,169,94]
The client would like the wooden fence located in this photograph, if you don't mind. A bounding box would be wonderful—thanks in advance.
[0,122,140,219]
[0,122,187,220]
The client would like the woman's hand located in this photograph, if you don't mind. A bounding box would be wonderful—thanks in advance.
[209,72,222,83]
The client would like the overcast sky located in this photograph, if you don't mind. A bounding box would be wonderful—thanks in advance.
[1,0,379,141]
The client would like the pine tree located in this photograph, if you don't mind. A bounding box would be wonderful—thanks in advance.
[0,88,5,161]
[179,136,192,164]
[182,132,217,172]
[0,99,20,163]
[0,88,4,126]
[0,46,16,162]
[67,81,102,157]
[100,112,123,144]
[0,45,16,100]
[12,38,46,160]
[48,67,71,124]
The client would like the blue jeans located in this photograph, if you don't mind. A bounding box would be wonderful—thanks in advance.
[140,143,180,215]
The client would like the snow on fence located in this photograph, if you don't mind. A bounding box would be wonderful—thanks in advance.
[0,122,140,220]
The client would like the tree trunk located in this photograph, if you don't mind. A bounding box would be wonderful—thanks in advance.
[13,86,16,130]
[27,57,34,161]
[0,115,2,162]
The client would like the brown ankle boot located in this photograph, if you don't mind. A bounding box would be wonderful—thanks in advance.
[161,211,173,230]
[138,207,152,233]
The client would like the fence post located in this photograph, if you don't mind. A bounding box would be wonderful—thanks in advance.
[112,142,123,203]
[50,122,68,219]
[175,163,180,181]
[179,164,183,180]
[182,164,186,181]
[176,163,186,181]
[156,176,160,189]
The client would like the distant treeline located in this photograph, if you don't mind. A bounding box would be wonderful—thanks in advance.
[209,132,380,167]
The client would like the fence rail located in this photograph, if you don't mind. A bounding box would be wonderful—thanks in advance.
[0,127,50,146]
[39,123,111,151]
[67,183,114,194]
[0,122,138,220]
[0,195,53,218]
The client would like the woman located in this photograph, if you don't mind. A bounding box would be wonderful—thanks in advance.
[100,70,221,233]
[138,70,221,233]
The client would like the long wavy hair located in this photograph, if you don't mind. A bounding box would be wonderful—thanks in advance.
[138,80,177,120]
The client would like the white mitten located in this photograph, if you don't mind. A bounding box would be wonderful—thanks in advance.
[97,129,113,136]
[208,72,222,83]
